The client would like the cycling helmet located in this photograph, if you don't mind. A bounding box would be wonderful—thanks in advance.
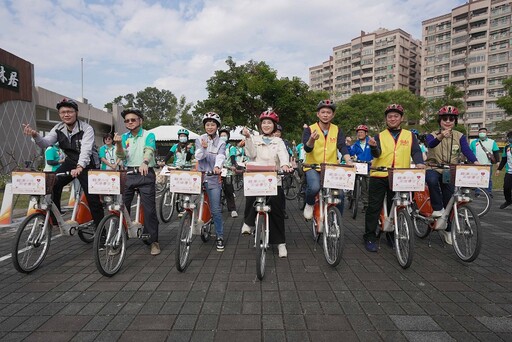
[202,112,221,127]
[355,125,368,132]
[438,105,459,116]
[384,104,404,116]
[56,98,79,111]
[317,99,336,111]
[177,128,189,137]
[121,108,144,119]
[259,108,279,123]
[410,128,419,137]
[219,126,231,139]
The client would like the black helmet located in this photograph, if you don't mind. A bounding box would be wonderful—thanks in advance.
[121,108,144,119]
[56,98,79,111]
[317,99,336,112]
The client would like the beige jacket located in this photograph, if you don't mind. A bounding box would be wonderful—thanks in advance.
[245,135,291,186]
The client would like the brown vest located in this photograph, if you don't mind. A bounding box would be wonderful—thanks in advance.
[426,130,464,172]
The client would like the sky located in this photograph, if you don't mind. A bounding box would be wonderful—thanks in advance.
[1,0,468,110]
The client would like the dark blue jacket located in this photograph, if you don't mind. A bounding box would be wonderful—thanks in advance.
[349,137,373,162]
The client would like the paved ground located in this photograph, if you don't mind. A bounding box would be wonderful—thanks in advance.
[0,191,511,341]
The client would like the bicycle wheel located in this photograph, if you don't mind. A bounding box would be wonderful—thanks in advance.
[93,214,126,277]
[159,190,176,223]
[78,224,95,243]
[255,214,267,280]
[284,174,300,200]
[451,204,482,262]
[322,206,344,267]
[12,212,51,273]
[233,174,243,192]
[411,203,430,239]
[175,210,193,272]
[351,178,361,219]
[395,208,414,269]
[469,188,491,217]
[200,221,213,242]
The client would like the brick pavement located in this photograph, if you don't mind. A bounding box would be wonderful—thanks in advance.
[0,192,510,341]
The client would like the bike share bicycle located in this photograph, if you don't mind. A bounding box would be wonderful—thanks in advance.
[305,163,354,267]
[11,171,96,273]
[375,167,426,269]
[158,165,185,223]
[410,164,488,262]
[347,161,371,219]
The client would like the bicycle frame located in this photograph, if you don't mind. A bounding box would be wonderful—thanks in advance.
[314,188,341,235]
[104,191,144,244]
[380,191,411,232]
[253,196,270,249]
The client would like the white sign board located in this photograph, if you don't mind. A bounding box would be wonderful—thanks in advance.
[169,171,202,194]
[11,172,46,195]
[354,162,369,175]
[391,169,426,192]
[243,172,278,196]
[322,165,356,190]
[88,171,121,195]
[455,165,491,188]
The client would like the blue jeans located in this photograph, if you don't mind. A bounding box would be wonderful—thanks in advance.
[426,170,454,211]
[205,183,224,239]
[305,169,345,214]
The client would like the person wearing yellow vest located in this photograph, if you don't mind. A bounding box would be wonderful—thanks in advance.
[364,104,425,252]
[302,99,352,220]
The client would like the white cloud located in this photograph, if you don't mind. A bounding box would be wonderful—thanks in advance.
[2,0,467,107]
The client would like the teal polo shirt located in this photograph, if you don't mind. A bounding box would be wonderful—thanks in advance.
[119,128,156,167]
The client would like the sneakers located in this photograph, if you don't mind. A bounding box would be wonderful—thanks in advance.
[431,208,445,218]
[278,244,287,258]
[500,201,512,209]
[241,223,253,235]
[150,242,161,256]
[231,211,238,218]
[216,238,225,251]
[438,230,452,245]
[365,241,378,253]
[304,204,314,220]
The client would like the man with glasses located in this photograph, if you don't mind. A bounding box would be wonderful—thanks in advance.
[114,108,160,255]
[22,98,104,228]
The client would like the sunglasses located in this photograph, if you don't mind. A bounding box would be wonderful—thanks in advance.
[124,118,139,123]
[441,117,456,122]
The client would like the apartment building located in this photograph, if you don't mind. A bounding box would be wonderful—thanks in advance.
[422,0,511,134]
[309,28,422,101]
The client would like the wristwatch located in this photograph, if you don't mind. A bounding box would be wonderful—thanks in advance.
[143,160,149,165]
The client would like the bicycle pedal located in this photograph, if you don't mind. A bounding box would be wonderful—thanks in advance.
[140,233,150,240]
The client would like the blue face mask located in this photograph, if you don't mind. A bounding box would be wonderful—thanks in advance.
[179,137,188,143]
[220,136,228,142]
[478,132,487,139]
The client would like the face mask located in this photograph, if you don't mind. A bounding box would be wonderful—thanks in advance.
[220,136,228,142]
[478,133,487,139]
[179,137,188,143]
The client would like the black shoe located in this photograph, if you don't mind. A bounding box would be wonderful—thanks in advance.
[216,238,225,251]
[500,201,512,209]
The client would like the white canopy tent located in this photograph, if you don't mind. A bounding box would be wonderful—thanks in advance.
[149,125,200,141]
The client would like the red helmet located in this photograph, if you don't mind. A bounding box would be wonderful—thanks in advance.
[355,125,368,132]
[259,108,279,123]
[438,105,459,116]
[385,104,404,116]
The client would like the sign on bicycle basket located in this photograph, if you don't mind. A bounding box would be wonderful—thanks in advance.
[390,169,425,192]
[169,170,202,194]
[243,172,278,196]
[321,164,356,190]
[455,165,491,188]
[88,170,121,195]
[11,172,47,195]
[354,162,369,175]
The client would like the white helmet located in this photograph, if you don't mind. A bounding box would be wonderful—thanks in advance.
[202,112,221,127]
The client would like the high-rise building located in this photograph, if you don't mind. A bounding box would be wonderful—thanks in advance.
[421,0,511,134]
[309,28,422,101]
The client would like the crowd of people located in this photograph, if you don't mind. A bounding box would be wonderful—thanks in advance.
[22,97,510,260]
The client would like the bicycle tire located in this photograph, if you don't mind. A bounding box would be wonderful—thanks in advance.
[322,206,344,267]
[347,190,354,209]
[233,174,244,192]
[159,191,176,223]
[12,212,51,273]
[451,204,482,262]
[351,178,361,219]
[255,213,267,280]
[395,208,414,269]
[469,188,492,217]
[175,210,193,272]
[411,202,431,239]
[78,224,95,243]
[93,214,126,277]
[284,174,300,200]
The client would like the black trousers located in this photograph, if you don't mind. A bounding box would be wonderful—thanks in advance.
[504,173,512,203]
[123,169,159,243]
[364,177,394,243]
[52,159,104,227]
[222,176,237,212]
[244,187,286,244]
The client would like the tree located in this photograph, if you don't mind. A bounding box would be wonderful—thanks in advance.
[105,87,192,130]
[193,57,329,143]
[497,77,512,116]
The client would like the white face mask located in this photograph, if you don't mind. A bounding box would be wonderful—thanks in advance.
[179,137,188,143]
[478,132,487,139]
[220,136,228,142]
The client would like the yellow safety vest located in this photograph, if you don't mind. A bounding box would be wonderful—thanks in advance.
[371,129,413,177]
[304,123,339,170]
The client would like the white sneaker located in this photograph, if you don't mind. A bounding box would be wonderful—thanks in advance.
[431,208,445,218]
[278,244,287,258]
[304,204,314,220]
[241,223,253,235]
[231,211,238,218]
[439,230,452,245]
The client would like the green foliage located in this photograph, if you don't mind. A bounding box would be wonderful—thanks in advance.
[497,77,512,116]
[105,87,192,130]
